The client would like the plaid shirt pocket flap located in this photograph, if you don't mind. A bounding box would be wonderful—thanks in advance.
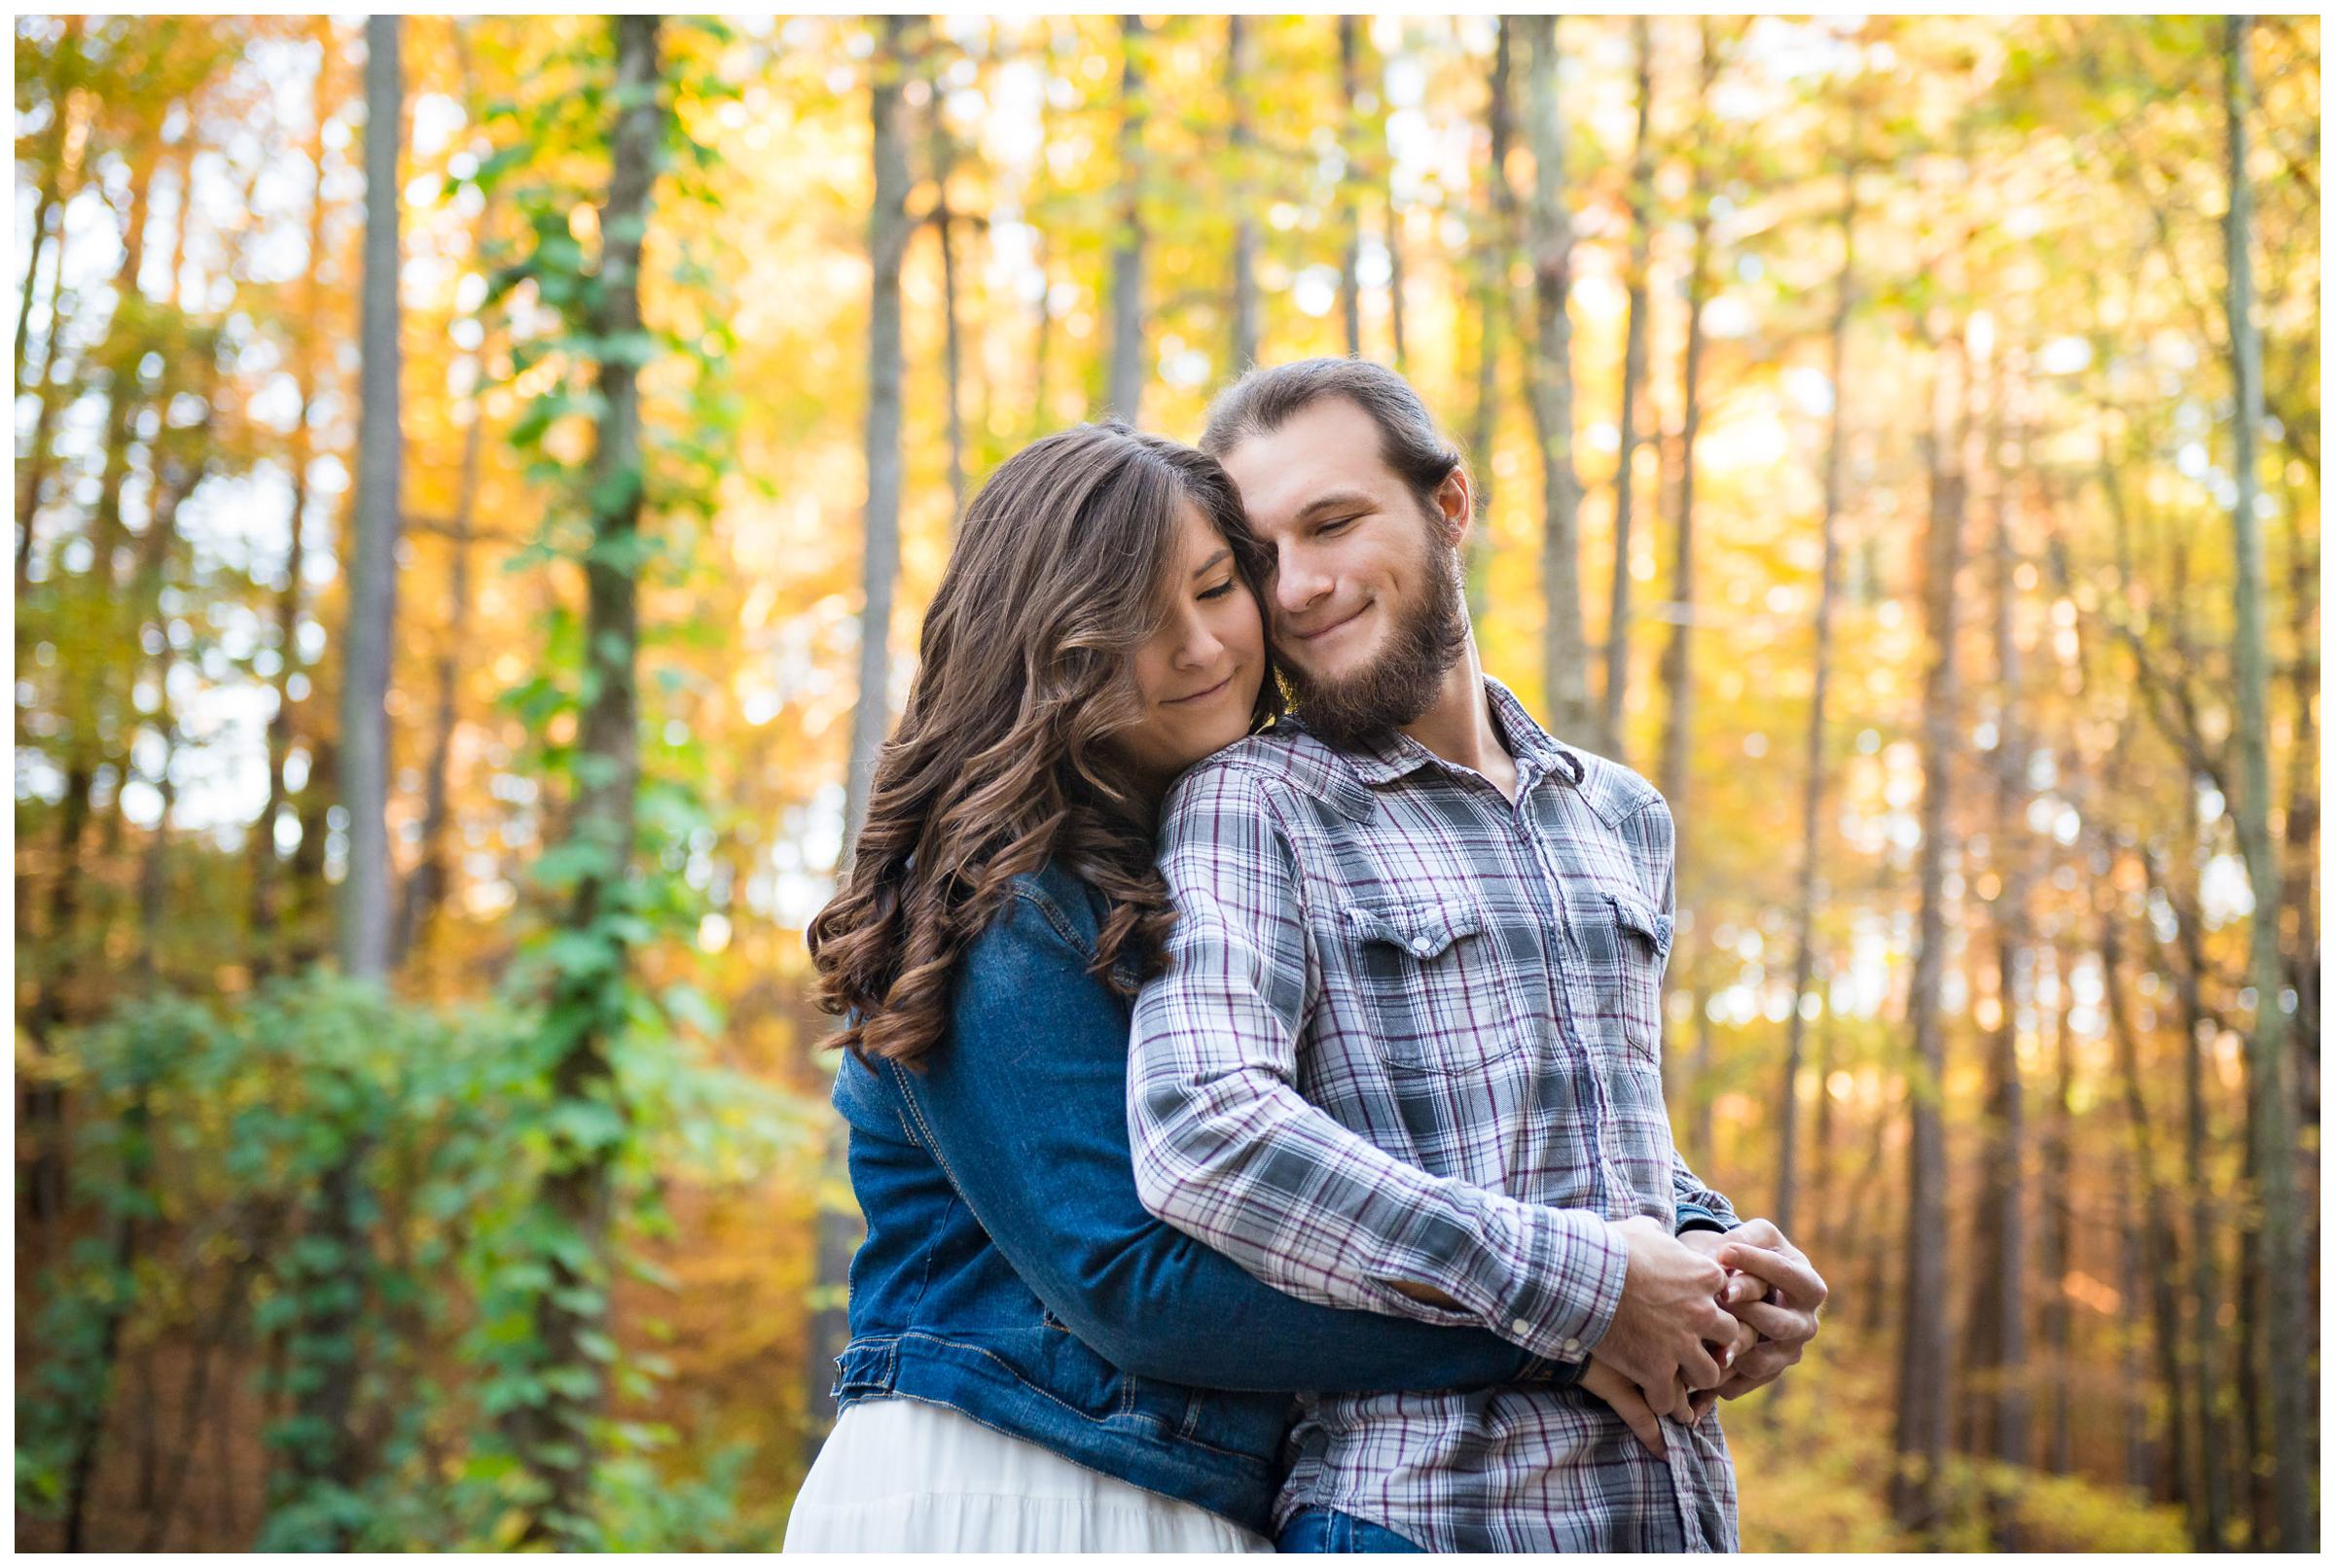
[1602,888,1672,960]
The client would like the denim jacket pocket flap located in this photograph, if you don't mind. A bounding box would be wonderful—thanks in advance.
[1603,889,1672,957]
[833,1337,899,1399]
[1344,901,1485,960]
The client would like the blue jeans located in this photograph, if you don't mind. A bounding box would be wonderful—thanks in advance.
[1276,1507,1426,1552]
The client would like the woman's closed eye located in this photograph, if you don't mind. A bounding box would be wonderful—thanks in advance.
[1198,578,1238,601]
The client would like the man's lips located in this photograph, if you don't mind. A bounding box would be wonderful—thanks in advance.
[1166,673,1234,705]
[1289,603,1367,643]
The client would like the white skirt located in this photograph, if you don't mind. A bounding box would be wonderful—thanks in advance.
[783,1395,1274,1553]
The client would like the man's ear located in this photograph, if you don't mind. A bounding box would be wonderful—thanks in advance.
[1433,467,1474,550]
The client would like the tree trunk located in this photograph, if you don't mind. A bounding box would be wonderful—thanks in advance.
[15,18,82,395]
[815,11,914,1469]
[1890,326,1967,1539]
[1981,374,2031,1521]
[509,18,664,1546]
[1337,17,1363,359]
[2222,17,2311,1550]
[2120,1178,2157,1494]
[15,53,88,594]
[2040,963,2076,1476]
[843,14,913,868]
[1462,18,1515,623]
[1518,14,1592,745]
[2147,837,2230,1548]
[1227,17,1260,372]
[392,399,482,968]
[931,109,966,528]
[88,139,159,586]
[250,29,336,960]
[1658,24,1717,853]
[2101,871,2193,1512]
[339,14,403,984]
[1601,16,1655,759]
[1775,139,1854,1243]
[1102,15,1146,422]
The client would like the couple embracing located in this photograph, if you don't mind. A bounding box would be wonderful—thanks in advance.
[787,358,1827,1553]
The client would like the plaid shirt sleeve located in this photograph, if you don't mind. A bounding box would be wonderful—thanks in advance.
[1127,762,1629,1366]
[1631,794,1742,1235]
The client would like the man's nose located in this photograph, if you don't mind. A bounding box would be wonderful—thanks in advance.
[1274,548,1331,615]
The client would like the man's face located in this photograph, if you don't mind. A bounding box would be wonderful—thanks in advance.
[1216,395,1469,747]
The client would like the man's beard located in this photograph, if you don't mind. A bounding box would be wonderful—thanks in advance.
[1281,515,1470,753]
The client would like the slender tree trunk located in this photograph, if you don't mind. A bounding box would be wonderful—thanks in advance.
[2149,838,2229,1549]
[1601,16,1656,758]
[2101,872,2193,1511]
[16,64,87,593]
[392,404,482,968]
[14,61,68,392]
[1807,985,1836,1257]
[2120,1177,2157,1494]
[931,111,966,528]
[2040,961,2076,1476]
[88,141,159,585]
[250,35,335,958]
[1517,14,1592,744]
[1384,156,1408,373]
[1337,16,1363,359]
[1658,25,1718,852]
[843,16,913,862]
[1775,143,1855,1243]
[1852,1102,1890,1336]
[1983,380,2032,1524]
[815,13,914,1469]
[339,14,403,983]
[2276,507,2319,1112]
[2223,18,2311,1550]
[1102,15,1146,422]
[62,1087,154,1552]
[1890,328,1967,1538]
[1227,17,1259,371]
[508,18,664,1546]
[1462,18,1515,623]
[1027,230,1053,437]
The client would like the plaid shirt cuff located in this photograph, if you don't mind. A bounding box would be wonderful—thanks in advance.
[1494,1207,1629,1364]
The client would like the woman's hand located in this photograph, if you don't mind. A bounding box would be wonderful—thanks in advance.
[1678,1218,1828,1404]
[1579,1357,1670,1459]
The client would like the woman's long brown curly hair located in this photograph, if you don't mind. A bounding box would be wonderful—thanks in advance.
[808,422,1282,1068]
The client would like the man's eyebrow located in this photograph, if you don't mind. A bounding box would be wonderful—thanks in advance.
[1191,546,1232,577]
[1294,489,1377,521]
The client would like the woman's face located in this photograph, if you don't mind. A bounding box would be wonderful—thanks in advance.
[1116,499,1268,791]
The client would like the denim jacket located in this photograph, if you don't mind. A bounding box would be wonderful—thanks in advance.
[827,858,1584,1533]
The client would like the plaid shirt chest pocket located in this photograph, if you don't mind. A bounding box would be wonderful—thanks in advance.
[1597,886,1672,1059]
[1338,900,1541,1075]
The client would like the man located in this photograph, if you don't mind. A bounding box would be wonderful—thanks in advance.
[1128,358,1826,1551]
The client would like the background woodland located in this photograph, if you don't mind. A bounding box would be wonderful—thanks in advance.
[12,13,2320,1551]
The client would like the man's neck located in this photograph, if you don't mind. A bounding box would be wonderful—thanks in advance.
[1395,638,1517,796]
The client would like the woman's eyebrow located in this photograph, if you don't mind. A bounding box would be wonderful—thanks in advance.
[1191,547,1232,578]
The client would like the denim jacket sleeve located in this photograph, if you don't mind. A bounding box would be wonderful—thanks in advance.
[895,883,1571,1395]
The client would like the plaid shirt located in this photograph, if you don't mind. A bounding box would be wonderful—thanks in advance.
[1128,675,1740,1551]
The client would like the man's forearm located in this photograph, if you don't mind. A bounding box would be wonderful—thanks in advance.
[1129,1058,1628,1365]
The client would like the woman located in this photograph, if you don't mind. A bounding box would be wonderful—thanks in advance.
[785,425,1592,1551]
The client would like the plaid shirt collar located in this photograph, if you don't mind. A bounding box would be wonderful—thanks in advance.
[1280,672,1589,792]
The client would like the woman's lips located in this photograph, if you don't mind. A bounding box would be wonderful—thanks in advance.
[1167,673,1234,705]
